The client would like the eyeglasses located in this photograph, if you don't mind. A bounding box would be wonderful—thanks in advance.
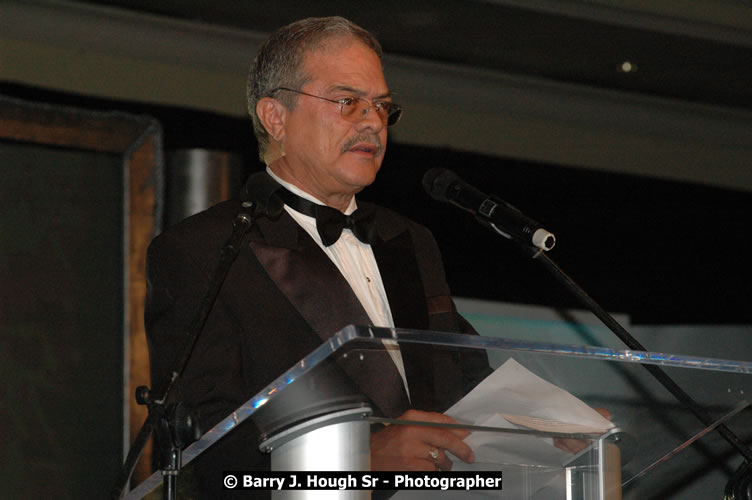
[272,87,402,127]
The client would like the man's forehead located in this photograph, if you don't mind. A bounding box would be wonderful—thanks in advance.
[302,41,388,95]
[324,84,392,99]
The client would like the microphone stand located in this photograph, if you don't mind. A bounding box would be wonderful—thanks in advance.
[110,200,260,500]
[422,166,751,494]
[519,244,752,496]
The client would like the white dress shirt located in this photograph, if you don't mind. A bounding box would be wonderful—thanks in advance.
[266,168,410,399]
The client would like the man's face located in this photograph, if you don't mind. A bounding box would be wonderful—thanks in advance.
[279,39,390,203]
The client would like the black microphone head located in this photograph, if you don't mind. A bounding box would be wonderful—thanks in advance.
[239,171,283,218]
[422,168,459,202]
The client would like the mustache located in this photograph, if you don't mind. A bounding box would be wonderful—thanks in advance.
[341,134,385,157]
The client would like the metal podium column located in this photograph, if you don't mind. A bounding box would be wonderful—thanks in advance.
[259,407,373,500]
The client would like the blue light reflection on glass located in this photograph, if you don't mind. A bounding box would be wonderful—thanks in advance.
[159,325,363,476]
[252,397,269,409]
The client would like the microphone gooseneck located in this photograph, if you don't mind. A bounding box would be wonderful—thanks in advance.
[422,168,555,251]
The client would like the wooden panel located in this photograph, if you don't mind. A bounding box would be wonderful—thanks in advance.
[0,95,162,495]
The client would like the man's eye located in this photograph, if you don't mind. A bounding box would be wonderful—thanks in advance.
[374,102,390,112]
[338,97,356,106]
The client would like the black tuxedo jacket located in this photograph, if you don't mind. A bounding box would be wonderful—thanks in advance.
[145,187,491,495]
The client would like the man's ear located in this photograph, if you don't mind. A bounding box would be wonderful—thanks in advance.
[256,97,287,143]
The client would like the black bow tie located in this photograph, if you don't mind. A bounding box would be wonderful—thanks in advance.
[276,187,379,246]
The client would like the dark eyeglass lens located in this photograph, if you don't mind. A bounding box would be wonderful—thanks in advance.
[386,106,402,126]
[339,98,401,126]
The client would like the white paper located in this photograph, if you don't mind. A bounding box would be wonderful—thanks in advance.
[393,358,614,500]
[394,358,614,499]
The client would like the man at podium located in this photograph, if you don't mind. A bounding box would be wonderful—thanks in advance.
[145,16,491,497]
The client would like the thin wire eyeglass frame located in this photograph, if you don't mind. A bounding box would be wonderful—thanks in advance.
[272,87,402,126]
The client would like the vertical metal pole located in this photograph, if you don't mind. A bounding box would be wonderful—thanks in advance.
[165,149,244,227]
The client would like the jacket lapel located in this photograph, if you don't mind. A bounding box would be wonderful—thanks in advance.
[248,211,371,340]
[247,209,410,416]
[370,209,436,412]
[371,231,429,331]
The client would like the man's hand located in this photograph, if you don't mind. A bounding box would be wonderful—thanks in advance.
[370,409,475,471]
[554,407,612,454]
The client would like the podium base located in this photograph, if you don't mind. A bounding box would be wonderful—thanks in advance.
[260,407,372,500]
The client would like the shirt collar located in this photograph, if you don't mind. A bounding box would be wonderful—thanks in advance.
[266,167,357,215]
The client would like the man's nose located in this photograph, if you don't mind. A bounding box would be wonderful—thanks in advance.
[354,103,384,132]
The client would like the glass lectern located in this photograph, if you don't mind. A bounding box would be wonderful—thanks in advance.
[125,325,752,499]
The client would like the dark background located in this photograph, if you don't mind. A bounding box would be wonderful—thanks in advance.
[4,81,749,326]
[5,1,752,328]
[75,0,752,111]
[0,141,125,498]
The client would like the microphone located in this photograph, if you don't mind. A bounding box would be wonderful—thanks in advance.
[239,171,284,219]
[422,168,556,251]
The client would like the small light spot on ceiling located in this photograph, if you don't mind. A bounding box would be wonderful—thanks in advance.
[618,60,638,73]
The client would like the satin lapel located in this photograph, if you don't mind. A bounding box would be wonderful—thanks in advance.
[249,212,371,340]
[248,212,410,416]
[371,230,429,331]
[371,223,436,411]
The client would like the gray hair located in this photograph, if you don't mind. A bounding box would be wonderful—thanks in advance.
[247,16,384,162]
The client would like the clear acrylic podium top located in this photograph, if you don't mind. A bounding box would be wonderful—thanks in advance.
[128,325,752,499]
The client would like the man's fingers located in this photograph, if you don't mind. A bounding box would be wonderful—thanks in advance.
[425,428,475,464]
[371,410,476,470]
[399,410,476,464]
[432,447,454,471]
[390,422,474,464]
[396,409,472,440]
[398,409,459,425]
